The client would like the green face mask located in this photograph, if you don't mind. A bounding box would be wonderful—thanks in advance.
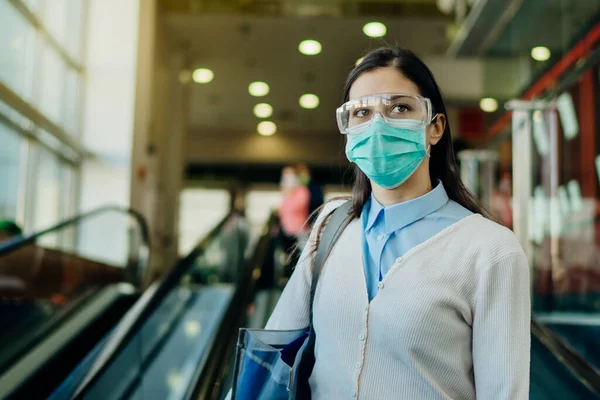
[298,175,310,186]
[345,115,429,189]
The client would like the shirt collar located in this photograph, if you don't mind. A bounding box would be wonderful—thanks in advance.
[365,181,449,235]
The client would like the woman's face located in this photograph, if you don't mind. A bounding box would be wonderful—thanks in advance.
[348,67,445,148]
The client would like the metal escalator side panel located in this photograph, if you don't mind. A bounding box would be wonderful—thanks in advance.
[531,320,600,399]
[0,284,137,400]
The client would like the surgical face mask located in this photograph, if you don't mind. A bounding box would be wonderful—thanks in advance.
[298,174,310,186]
[345,114,430,189]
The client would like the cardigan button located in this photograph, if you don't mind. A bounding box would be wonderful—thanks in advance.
[377,282,384,289]
[358,333,365,341]
[376,234,385,241]
[354,361,361,369]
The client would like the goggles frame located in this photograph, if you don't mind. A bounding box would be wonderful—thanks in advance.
[336,93,434,135]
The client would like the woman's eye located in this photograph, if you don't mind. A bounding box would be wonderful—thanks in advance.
[353,108,370,118]
[391,104,410,113]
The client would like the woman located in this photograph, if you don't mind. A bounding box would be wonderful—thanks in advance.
[278,165,311,275]
[265,48,530,399]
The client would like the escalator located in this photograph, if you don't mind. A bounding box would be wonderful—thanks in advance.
[41,210,265,400]
[4,205,600,399]
[52,211,600,400]
[0,207,150,399]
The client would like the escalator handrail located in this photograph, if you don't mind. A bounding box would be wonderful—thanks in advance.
[72,210,238,399]
[0,205,151,285]
[532,319,600,396]
[0,205,149,256]
[186,213,278,400]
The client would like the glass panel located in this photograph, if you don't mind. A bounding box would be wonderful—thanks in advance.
[530,332,600,399]
[31,147,62,245]
[63,69,81,135]
[42,0,84,61]
[43,0,69,50]
[0,207,149,375]
[0,1,36,100]
[0,123,24,222]
[23,0,42,14]
[38,39,67,127]
[512,66,600,373]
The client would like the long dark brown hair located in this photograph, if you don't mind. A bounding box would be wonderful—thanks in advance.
[302,47,488,267]
[343,47,488,219]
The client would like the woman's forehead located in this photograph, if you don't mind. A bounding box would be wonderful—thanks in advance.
[349,67,421,100]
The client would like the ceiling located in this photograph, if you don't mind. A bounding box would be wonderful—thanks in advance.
[166,13,451,136]
[487,0,600,57]
[163,0,599,163]
[160,0,443,18]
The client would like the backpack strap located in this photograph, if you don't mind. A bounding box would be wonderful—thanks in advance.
[309,200,353,322]
[294,201,353,399]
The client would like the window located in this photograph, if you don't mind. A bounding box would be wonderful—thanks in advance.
[38,38,67,126]
[43,0,84,61]
[0,123,25,220]
[0,1,36,100]
[32,147,61,235]
[0,0,88,234]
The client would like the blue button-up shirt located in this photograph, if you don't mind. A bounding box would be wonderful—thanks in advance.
[361,182,473,300]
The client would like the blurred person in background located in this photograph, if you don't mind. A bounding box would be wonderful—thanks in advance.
[265,47,530,399]
[0,220,23,243]
[0,220,26,295]
[296,163,324,226]
[278,165,310,276]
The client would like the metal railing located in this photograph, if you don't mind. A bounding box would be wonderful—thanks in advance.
[0,205,150,286]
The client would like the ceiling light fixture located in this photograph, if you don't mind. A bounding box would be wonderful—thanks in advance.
[258,121,277,136]
[248,81,270,97]
[299,94,320,109]
[192,68,214,84]
[299,40,322,56]
[363,22,387,38]
[531,46,551,62]
[480,97,498,113]
[356,57,364,66]
[253,103,273,118]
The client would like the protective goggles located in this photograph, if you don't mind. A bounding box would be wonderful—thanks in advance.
[336,93,433,135]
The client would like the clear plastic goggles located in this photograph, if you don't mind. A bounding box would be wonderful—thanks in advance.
[336,93,433,135]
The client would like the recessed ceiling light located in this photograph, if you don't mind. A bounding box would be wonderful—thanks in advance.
[299,40,322,56]
[299,94,320,109]
[249,81,270,97]
[531,46,551,62]
[356,57,364,66]
[257,121,277,136]
[363,22,387,38]
[480,97,498,113]
[254,103,273,118]
[192,68,214,84]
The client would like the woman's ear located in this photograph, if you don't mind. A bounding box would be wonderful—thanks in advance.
[428,114,446,146]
